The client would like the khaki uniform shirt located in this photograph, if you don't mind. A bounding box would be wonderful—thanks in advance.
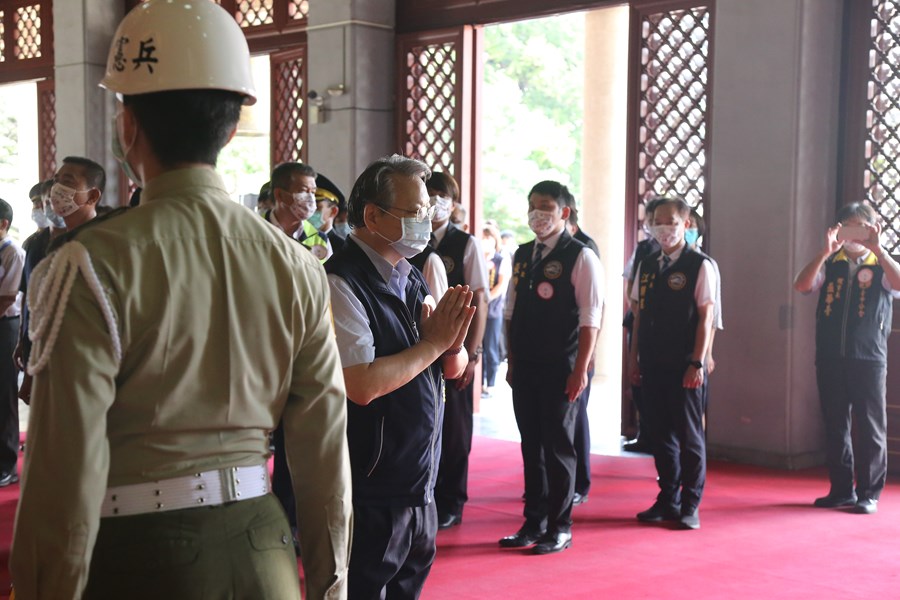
[11,168,351,599]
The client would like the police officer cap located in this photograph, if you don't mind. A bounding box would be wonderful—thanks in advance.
[315,174,346,213]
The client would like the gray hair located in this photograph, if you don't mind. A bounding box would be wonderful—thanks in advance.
[347,155,431,229]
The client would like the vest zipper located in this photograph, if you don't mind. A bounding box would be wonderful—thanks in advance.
[366,417,385,478]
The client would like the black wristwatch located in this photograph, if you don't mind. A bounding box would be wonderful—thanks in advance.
[688,360,703,369]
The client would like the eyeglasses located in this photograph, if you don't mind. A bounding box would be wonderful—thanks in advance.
[378,203,436,223]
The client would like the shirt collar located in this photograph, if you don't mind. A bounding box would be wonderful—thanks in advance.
[350,232,413,286]
[535,229,564,255]
[141,167,227,204]
[834,248,878,265]
[660,242,686,264]
[433,221,450,245]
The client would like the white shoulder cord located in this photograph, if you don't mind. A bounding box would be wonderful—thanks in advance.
[27,241,122,375]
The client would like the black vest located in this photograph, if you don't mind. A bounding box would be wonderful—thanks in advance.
[509,232,584,369]
[407,245,437,295]
[815,252,893,364]
[325,238,444,507]
[637,247,708,369]
[433,224,470,287]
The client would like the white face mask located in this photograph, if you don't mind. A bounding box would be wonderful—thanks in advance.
[651,224,684,248]
[289,192,316,220]
[374,207,432,258]
[49,183,85,218]
[843,241,866,254]
[31,207,50,229]
[528,209,558,238]
[431,195,453,222]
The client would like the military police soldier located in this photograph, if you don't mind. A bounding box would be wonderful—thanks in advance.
[10,2,351,598]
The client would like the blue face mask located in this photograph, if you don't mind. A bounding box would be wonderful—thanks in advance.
[333,222,351,238]
[685,228,700,247]
[307,210,324,230]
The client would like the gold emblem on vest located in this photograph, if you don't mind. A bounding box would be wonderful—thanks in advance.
[442,256,456,275]
[667,272,687,291]
[543,260,563,280]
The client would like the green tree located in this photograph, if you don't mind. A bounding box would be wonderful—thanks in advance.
[481,13,585,242]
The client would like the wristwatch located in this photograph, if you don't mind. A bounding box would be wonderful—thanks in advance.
[688,360,703,369]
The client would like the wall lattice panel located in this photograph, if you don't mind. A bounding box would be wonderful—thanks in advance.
[271,47,307,166]
[634,4,711,209]
[0,1,52,83]
[127,0,307,34]
[36,77,55,180]
[865,0,900,253]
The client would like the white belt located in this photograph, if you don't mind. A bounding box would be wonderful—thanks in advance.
[100,464,270,518]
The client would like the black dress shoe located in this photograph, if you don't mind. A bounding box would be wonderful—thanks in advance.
[533,531,572,555]
[679,507,700,530]
[499,526,545,548]
[637,501,680,522]
[813,493,857,508]
[623,439,652,453]
[853,498,878,514]
[572,492,588,506]
[437,512,462,529]
[0,472,19,487]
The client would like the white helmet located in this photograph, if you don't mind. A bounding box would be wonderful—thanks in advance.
[99,0,257,105]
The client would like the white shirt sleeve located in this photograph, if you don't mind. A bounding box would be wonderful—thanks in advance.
[463,236,490,293]
[503,272,517,321]
[573,248,604,329]
[422,252,448,302]
[695,260,717,308]
[327,273,375,368]
[630,263,643,303]
[709,258,723,329]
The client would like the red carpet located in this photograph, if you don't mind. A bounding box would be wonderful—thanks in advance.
[426,437,898,599]
[2,437,899,599]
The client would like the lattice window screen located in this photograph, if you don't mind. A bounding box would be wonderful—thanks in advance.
[636,6,710,209]
[37,78,55,180]
[288,0,308,21]
[14,4,41,59]
[0,1,52,81]
[865,0,900,253]
[271,48,307,166]
[400,41,458,176]
[129,0,306,31]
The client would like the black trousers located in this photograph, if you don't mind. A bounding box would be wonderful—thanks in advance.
[511,360,578,534]
[271,421,296,528]
[816,358,887,501]
[349,503,437,600]
[642,364,706,511]
[573,367,594,495]
[434,379,473,517]
[0,316,19,474]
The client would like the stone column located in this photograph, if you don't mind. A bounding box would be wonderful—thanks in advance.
[53,0,123,205]
[307,1,396,195]
[582,6,630,414]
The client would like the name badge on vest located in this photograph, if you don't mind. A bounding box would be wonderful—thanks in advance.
[442,256,456,275]
[857,267,874,290]
[667,271,687,291]
[543,260,563,280]
[537,281,554,300]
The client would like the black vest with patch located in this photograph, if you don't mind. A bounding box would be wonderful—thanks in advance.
[815,254,893,364]
[637,247,707,369]
[509,231,584,369]
[325,238,444,507]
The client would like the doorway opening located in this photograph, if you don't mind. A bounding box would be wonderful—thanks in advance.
[475,6,630,456]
